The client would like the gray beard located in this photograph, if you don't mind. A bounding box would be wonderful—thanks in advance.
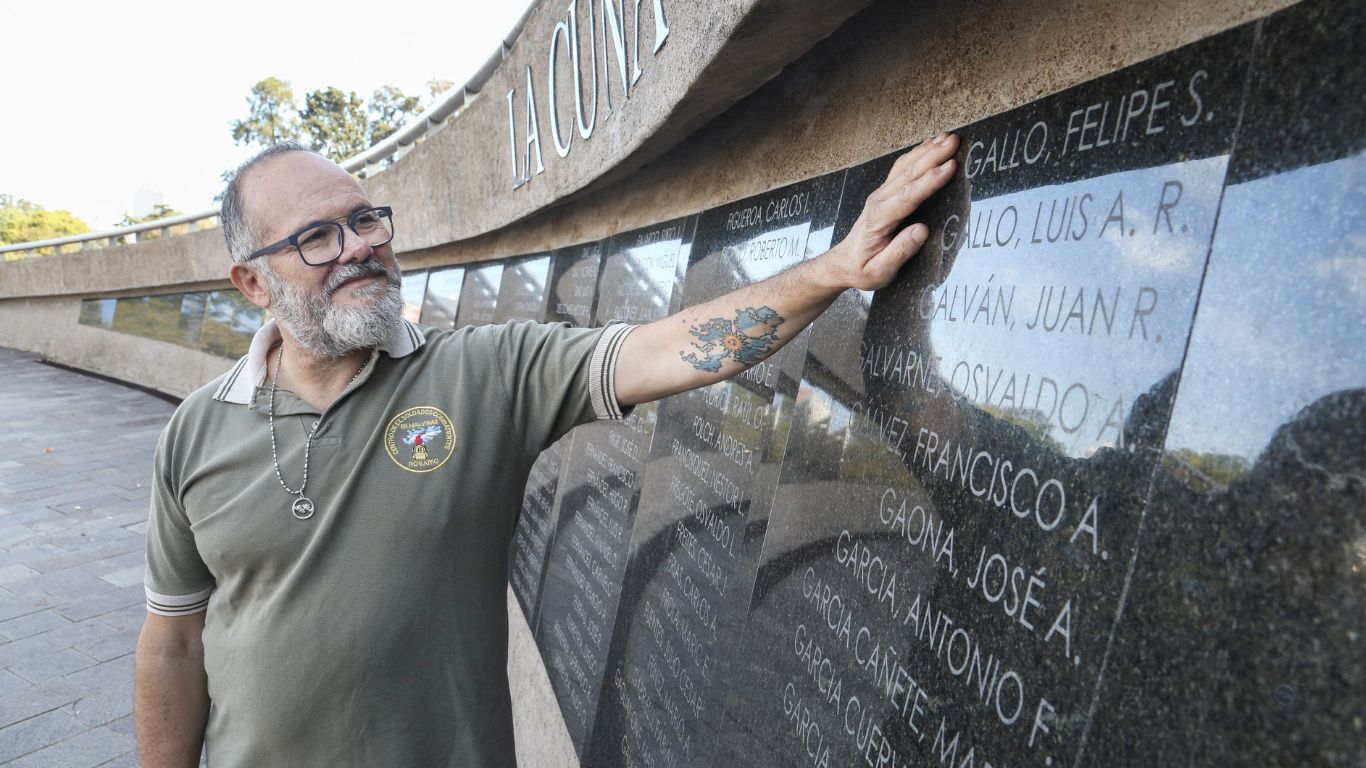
[258,258,405,359]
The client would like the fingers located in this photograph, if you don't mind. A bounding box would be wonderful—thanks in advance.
[887,132,958,188]
[864,133,959,231]
[859,223,931,290]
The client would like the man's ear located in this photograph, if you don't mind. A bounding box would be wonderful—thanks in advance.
[229,262,273,310]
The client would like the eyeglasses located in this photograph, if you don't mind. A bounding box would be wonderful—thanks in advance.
[246,206,395,266]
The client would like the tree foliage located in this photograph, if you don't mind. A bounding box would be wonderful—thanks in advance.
[369,85,421,144]
[0,195,91,257]
[117,204,186,240]
[426,79,455,102]
[231,78,430,163]
[118,203,182,227]
[230,77,302,148]
[301,87,370,162]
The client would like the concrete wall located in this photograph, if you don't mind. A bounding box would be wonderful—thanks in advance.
[0,0,1297,760]
[0,0,1292,397]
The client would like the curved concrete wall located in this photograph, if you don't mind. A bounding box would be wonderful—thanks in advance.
[0,0,1298,763]
[0,0,1289,395]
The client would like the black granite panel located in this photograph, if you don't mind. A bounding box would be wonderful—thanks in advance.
[1086,2,1365,765]
[453,261,504,328]
[546,241,606,326]
[493,254,553,325]
[397,270,427,325]
[535,218,697,757]
[583,172,847,767]
[511,245,607,625]
[721,23,1252,768]
[420,266,465,329]
[513,436,570,623]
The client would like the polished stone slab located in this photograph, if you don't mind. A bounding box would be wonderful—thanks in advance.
[510,245,606,624]
[454,261,504,328]
[546,242,605,327]
[493,254,553,325]
[583,171,846,767]
[722,20,1253,768]
[419,266,466,329]
[534,217,697,757]
[1085,2,1365,764]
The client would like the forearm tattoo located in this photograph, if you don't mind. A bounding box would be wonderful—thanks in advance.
[680,306,785,372]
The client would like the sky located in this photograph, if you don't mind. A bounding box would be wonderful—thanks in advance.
[1,0,534,230]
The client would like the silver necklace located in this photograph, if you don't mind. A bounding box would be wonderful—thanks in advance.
[267,345,366,520]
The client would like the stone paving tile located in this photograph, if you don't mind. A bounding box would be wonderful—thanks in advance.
[73,630,140,664]
[0,565,39,585]
[94,752,140,768]
[0,670,30,697]
[0,348,179,766]
[0,610,71,642]
[0,619,117,671]
[66,656,136,728]
[21,540,143,576]
[7,648,100,685]
[0,596,55,625]
[0,708,88,763]
[5,726,137,768]
[97,566,144,590]
[92,606,146,633]
[0,680,84,729]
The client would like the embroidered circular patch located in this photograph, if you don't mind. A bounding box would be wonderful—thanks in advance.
[384,406,457,473]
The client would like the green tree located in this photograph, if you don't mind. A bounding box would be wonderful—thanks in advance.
[231,78,430,163]
[0,195,90,258]
[369,85,421,144]
[301,87,369,162]
[426,79,455,104]
[118,203,182,227]
[230,77,301,147]
[117,204,185,240]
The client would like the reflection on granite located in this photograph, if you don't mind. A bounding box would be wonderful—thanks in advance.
[1088,2,1365,764]
[493,254,552,325]
[535,218,696,757]
[547,242,605,327]
[420,267,465,329]
[511,245,609,624]
[454,261,503,328]
[503,253,572,623]
[584,172,845,767]
[399,270,428,324]
[513,436,569,625]
[725,20,1252,768]
[504,2,1361,764]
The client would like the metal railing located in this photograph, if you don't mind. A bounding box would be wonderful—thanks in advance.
[0,1,537,262]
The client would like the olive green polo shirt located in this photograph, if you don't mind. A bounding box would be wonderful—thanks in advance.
[144,317,634,767]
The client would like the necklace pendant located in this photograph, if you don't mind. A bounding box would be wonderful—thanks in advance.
[291,496,316,520]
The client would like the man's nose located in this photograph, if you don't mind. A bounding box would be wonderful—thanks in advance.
[334,225,374,265]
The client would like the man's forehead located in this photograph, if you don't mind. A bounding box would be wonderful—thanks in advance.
[243,152,369,233]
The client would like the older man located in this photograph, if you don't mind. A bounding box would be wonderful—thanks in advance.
[134,133,959,767]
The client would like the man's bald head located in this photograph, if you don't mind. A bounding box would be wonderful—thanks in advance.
[220,141,314,264]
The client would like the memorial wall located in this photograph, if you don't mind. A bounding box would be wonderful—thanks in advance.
[474,2,1360,765]
[0,0,1356,765]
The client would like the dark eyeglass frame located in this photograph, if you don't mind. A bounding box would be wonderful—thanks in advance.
[245,206,395,266]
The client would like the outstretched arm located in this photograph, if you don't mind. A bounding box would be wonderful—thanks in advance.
[615,132,959,407]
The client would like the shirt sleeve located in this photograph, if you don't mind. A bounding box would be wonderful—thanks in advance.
[492,320,636,459]
[143,424,215,617]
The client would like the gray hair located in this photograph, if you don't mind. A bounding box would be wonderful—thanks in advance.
[220,141,311,263]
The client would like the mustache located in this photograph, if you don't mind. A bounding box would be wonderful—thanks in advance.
[323,260,396,298]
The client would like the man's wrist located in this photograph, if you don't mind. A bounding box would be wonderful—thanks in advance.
[808,242,858,295]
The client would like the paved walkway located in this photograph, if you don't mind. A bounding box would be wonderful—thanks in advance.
[0,347,177,766]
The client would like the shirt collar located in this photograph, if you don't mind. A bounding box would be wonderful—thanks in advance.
[212,317,426,405]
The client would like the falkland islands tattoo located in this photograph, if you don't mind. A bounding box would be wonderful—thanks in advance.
[681,306,785,372]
